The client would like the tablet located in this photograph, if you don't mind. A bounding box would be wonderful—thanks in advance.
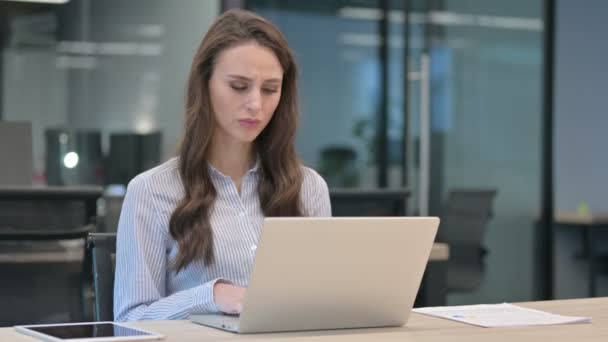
[14,322,164,342]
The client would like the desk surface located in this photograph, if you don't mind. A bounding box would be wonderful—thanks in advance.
[0,185,103,198]
[0,241,84,264]
[430,242,449,261]
[554,212,608,225]
[0,242,449,264]
[2,297,606,341]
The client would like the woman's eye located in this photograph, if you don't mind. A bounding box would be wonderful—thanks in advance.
[262,88,278,94]
[231,85,247,92]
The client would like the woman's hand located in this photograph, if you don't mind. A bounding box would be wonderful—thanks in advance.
[213,282,246,314]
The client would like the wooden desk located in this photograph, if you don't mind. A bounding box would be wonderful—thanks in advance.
[0,248,84,264]
[555,212,608,226]
[0,240,85,264]
[554,212,608,297]
[0,243,448,264]
[0,186,102,226]
[430,242,449,261]
[0,243,448,308]
[2,297,605,341]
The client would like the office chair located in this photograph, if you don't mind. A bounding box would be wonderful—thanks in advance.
[98,194,124,233]
[87,233,117,321]
[438,189,497,293]
[0,224,93,325]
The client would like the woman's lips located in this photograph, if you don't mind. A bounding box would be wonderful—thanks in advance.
[239,118,260,128]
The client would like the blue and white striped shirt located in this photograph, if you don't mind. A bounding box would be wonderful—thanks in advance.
[114,157,331,321]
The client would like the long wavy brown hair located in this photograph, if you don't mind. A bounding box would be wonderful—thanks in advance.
[169,9,303,272]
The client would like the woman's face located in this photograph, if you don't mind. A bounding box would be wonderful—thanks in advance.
[209,41,283,145]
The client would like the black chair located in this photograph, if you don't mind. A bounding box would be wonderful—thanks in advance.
[98,194,124,233]
[87,233,117,321]
[0,186,101,325]
[438,189,497,293]
[0,225,93,324]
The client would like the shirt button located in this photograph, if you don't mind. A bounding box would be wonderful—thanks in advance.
[239,211,246,218]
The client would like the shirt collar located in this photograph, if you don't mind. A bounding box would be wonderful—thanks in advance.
[207,156,261,178]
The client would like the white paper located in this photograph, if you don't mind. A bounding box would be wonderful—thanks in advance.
[412,303,592,328]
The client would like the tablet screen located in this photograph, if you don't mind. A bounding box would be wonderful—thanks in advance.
[24,323,153,339]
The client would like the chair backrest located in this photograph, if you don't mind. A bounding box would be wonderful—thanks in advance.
[87,233,116,322]
[0,223,93,324]
[439,189,497,245]
[100,195,124,233]
[438,189,497,292]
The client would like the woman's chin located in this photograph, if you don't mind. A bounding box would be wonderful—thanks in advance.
[235,133,260,144]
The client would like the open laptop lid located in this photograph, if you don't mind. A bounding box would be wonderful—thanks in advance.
[232,216,439,333]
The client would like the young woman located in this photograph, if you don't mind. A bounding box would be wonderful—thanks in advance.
[114,9,331,321]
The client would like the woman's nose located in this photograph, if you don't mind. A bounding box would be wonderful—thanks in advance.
[245,90,262,114]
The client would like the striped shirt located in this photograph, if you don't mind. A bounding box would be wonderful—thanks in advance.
[113,157,331,321]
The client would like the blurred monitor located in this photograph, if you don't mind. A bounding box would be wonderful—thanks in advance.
[0,121,33,186]
[106,132,161,185]
[45,129,103,186]
[329,188,409,217]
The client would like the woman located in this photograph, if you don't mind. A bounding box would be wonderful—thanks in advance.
[114,9,331,321]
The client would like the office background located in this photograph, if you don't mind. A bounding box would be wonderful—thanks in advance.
[247,0,544,306]
[0,0,606,326]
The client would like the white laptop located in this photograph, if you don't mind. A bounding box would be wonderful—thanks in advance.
[190,216,440,334]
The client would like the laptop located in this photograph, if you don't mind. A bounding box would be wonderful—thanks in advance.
[190,216,439,334]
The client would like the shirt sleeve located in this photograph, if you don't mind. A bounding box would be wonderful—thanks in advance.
[300,167,332,217]
[113,175,225,321]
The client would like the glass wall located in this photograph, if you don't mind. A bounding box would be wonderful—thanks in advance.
[249,0,389,188]
[248,0,545,304]
[1,0,547,306]
[423,0,544,304]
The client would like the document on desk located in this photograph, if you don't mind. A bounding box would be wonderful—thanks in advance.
[413,303,591,328]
